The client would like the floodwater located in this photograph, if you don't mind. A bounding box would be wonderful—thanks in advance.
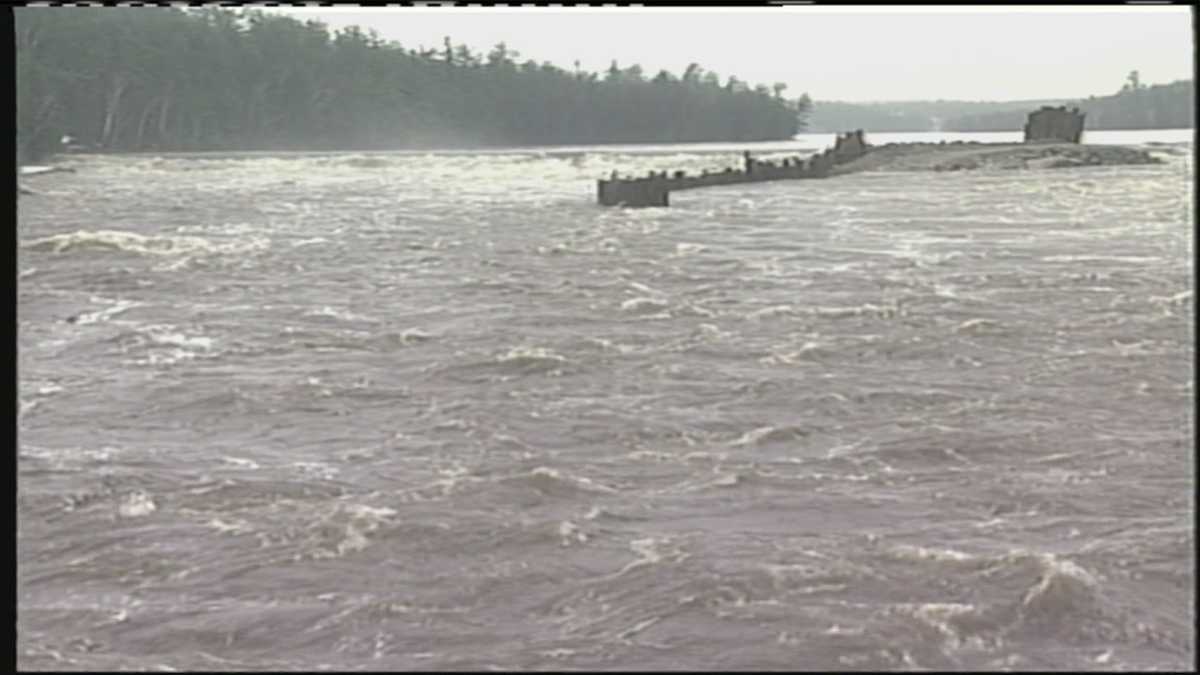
[17,133,1195,671]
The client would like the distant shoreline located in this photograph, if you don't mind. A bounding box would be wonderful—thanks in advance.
[36,146,780,162]
[27,142,819,164]
[22,131,1190,168]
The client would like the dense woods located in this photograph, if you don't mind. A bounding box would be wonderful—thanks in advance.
[16,7,811,162]
[943,77,1194,132]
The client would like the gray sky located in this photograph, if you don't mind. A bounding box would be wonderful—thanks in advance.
[265,5,1193,102]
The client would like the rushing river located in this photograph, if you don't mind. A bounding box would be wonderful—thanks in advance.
[17,132,1195,671]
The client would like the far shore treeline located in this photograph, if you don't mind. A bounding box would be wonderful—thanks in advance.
[943,78,1194,132]
[808,77,1193,134]
[16,7,812,162]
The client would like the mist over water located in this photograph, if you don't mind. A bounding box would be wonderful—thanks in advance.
[17,133,1194,670]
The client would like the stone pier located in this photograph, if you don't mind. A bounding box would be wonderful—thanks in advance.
[597,130,871,208]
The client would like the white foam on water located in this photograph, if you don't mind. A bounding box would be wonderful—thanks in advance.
[954,318,1001,334]
[343,504,399,520]
[617,616,661,641]
[803,301,904,319]
[291,237,329,248]
[673,242,708,256]
[207,518,253,535]
[528,466,617,494]
[292,462,340,480]
[73,299,143,325]
[626,450,677,462]
[131,348,198,366]
[496,347,569,373]
[620,297,669,314]
[24,229,270,257]
[586,337,636,354]
[624,538,665,569]
[729,425,808,447]
[759,341,825,365]
[677,303,718,318]
[746,305,795,321]
[730,426,777,447]
[147,329,214,351]
[304,306,377,323]
[220,457,261,470]
[1042,254,1161,264]
[301,502,399,560]
[889,544,979,564]
[558,520,588,547]
[1020,553,1099,609]
[900,602,989,652]
[117,490,157,518]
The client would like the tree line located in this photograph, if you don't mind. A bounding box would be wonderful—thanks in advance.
[16,7,812,162]
[943,75,1194,132]
[806,99,1069,133]
[804,101,937,133]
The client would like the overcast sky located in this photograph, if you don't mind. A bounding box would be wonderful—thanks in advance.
[265,5,1193,103]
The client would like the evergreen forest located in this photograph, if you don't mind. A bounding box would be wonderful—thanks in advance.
[16,7,811,161]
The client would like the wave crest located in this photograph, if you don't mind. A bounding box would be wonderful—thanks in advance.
[24,229,268,257]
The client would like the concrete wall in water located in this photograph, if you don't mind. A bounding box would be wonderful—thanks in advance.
[1024,106,1085,144]
[597,130,871,208]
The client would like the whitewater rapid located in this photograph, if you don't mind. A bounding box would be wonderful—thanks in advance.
[17,136,1194,670]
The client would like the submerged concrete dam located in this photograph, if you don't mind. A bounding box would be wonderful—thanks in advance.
[596,129,1165,208]
[597,130,870,207]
